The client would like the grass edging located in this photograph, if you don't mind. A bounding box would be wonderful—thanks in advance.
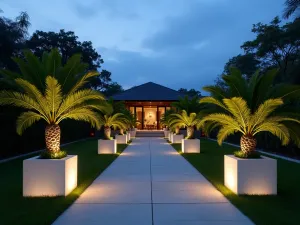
[169,139,300,225]
[0,139,129,225]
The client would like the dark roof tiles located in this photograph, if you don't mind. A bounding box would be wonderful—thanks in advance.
[111,82,185,101]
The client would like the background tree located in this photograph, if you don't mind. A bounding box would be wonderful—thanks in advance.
[0,11,30,70]
[223,54,260,80]
[103,81,124,97]
[26,29,121,91]
[241,17,300,82]
[178,88,201,97]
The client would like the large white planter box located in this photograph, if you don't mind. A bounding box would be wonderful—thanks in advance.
[172,134,184,143]
[224,155,277,195]
[129,131,136,138]
[164,130,170,138]
[115,134,127,144]
[182,139,200,153]
[98,139,117,154]
[23,155,78,196]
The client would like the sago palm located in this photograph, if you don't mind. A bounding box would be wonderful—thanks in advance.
[171,96,202,114]
[99,113,128,140]
[283,0,300,18]
[198,97,300,156]
[160,109,176,129]
[0,75,107,155]
[0,49,98,93]
[169,110,201,139]
[203,68,300,113]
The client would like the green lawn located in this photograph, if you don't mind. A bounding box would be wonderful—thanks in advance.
[171,139,300,225]
[0,139,128,225]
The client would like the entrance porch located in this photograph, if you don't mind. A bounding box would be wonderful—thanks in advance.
[126,101,172,130]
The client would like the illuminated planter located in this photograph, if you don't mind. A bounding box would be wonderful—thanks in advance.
[127,133,131,142]
[182,139,200,153]
[98,139,117,154]
[224,155,277,195]
[164,130,170,138]
[115,134,127,144]
[172,134,184,143]
[129,130,136,138]
[168,133,173,142]
[23,155,77,197]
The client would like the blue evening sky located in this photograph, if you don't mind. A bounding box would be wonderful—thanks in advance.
[1,0,285,91]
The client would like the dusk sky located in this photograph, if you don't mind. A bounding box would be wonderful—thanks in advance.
[1,0,285,92]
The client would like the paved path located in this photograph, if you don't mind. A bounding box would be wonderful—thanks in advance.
[53,138,254,225]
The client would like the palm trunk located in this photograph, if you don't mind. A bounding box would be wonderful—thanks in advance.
[175,126,180,135]
[45,124,61,153]
[240,135,257,154]
[104,126,111,140]
[187,126,194,139]
[120,128,124,135]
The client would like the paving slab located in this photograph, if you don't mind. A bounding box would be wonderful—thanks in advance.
[53,204,152,225]
[53,137,254,225]
[153,203,254,225]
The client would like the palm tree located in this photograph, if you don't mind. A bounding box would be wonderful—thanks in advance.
[203,68,300,112]
[0,75,107,155]
[160,108,176,129]
[99,113,128,140]
[198,97,300,156]
[169,110,201,139]
[0,49,96,93]
[283,0,300,19]
[171,95,202,114]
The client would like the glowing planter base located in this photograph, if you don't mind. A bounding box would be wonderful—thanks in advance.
[164,130,170,138]
[116,134,128,144]
[168,133,173,142]
[129,131,136,138]
[172,134,184,144]
[23,155,78,197]
[182,139,200,153]
[127,133,131,142]
[98,139,117,154]
[224,155,277,195]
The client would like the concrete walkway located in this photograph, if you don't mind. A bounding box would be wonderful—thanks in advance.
[53,138,254,225]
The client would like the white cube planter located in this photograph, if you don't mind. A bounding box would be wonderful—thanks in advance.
[23,155,78,197]
[172,134,184,143]
[168,133,173,142]
[164,130,170,138]
[182,139,200,153]
[98,139,117,154]
[115,134,127,144]
[126,132,131,141]
[130,130,136,138]
[224,155,277,195]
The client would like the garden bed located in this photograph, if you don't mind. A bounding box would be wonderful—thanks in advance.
[0,139,128,225]
[170,138,300,225]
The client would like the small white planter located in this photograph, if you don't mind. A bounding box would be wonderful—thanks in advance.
[127,133,131,142]
[115,134,127,144]
[182,139,200,153]
[129,130,136,138]
[224,155,277,195]
[168,133,173,142]
[23,155,78,196]
[164,130,170,138]
[98,139,117,154]
[172,134,184,143]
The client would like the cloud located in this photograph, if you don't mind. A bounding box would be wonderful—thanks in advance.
[2,0,285,94]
